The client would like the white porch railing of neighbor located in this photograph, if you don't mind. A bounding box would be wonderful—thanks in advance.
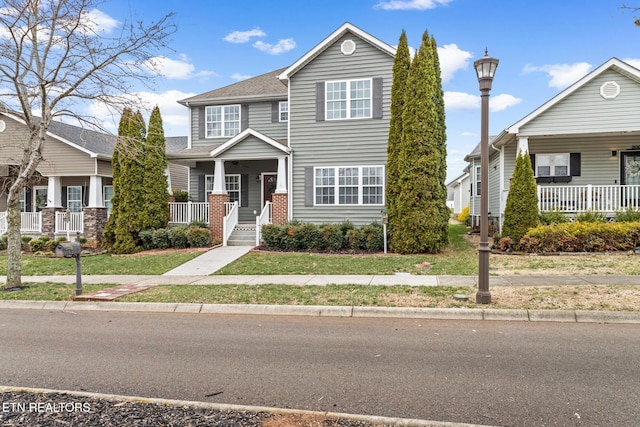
[255,201,272,246]
[538,184,640,212]
[20,212,42,233]
[169,202,210,224]
[0,212,6,236]
[223,201,238,246]
[55,211,83,236]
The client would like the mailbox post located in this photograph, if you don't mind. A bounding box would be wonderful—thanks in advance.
[55,233,82,296]
[381,210,388,254]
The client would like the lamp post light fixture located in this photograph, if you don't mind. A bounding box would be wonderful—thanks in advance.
[474,49,499,304]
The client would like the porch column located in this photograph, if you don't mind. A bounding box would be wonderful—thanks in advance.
[517,136,529,155]
[42,176,63,238]
[209,192,230,243]
[87,176,103,207]
[275,156,287,193]
[84,175,107,246]
[165,166,173,196]
[212,159,227,194]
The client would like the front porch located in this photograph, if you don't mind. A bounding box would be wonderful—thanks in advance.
[538,184,640,214]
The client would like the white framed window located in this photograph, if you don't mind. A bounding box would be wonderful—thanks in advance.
[279,101,288,122]
[205,174,242,206]
[326,79,371,120]
[34,187,47,212]
[103,186,114,214]
[475,166,481,196]
[67,186,82,213]
[205,105,240,138]
[19,188,26,212]
[536,153,569,177]
[314,166,384,205]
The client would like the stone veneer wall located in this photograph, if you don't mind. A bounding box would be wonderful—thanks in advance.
[41,207,67,239]
[82,207,108,247]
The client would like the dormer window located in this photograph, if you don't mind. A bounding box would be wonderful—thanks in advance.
[205,105,240,138]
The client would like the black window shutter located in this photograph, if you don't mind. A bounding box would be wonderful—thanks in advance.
[241,174,249,207]
[241,104,249,131]
[316,82,325,122]
[570,153,581,176]
[198,175,205,202]
[529,154,536,174]
[271,102,279,123]
[304,167,314,206]
[198,107,205,139]
[62,187,67,207]
[82,186,88,207]
[25,187,32,212]
[372,77,383,119]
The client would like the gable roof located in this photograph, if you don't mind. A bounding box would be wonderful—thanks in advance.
[278,22,396,81]
[179,68,288,106]
[1,111,116,159]
[506,58,640,135]
[210,128,290,157]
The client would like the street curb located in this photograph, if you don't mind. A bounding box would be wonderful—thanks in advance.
[1,300,639,323]
[0,385,498,427]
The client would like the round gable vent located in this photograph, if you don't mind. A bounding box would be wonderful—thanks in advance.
[600,81,620,99]
[0,120,5,132]
[341,39,357,56]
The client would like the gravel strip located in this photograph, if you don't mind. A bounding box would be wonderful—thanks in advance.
[0,391,382,426]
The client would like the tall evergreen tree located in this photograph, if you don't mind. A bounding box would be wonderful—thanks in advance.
[390,30,449,254]
[386,30,411,246]
[502,151,539,246]
[142,106,170,229]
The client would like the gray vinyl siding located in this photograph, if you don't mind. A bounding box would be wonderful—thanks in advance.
[169,163,189,192]
[96,160,112,176]
[289,32,394,225]
[221,135,286,160]
[519,70,640,136]
[489,151,501,217]
[189,102,287,149]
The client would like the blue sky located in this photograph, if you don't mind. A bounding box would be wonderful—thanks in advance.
[90,0,640,181]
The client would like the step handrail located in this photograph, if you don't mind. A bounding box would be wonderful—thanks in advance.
[255,201,272,245]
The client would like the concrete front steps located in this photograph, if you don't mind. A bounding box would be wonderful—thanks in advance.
[227,223,256,246]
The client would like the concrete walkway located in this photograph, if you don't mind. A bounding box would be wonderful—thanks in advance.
[162,245,254,276]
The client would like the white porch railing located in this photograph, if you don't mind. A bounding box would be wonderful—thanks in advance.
[0,212,43,236]
[538,184,640,212]
[222,201,238,246]
[169,202,210,224]
[255,201,272,245]
[55,211,84,235]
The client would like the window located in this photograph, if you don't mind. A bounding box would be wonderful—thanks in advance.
[326,79,371,120]
[103,186,114,214]
[536,154,569,177]
[19,188,26,212]
[205,174,242,206]
[205,105,240,138]
[67,186,82,213]
[314,166,384,205]
[475,166,481,196]
[34,187,47,212]
[279,102,288,122]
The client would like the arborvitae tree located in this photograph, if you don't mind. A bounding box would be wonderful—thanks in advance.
[390,30,449,254]
[142,106,170,229]
[502,151,539,246]
[111,109,147,254]
[386,30,411,246]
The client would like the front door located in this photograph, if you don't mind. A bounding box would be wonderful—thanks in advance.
[621,151,640,185]
[263,174,277,205]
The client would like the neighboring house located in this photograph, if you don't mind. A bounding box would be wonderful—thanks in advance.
[0,111,188,242]
[464,58,640,232]
[169,22,395,244]
[446,171,470,215]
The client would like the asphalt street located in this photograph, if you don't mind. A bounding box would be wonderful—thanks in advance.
[1,309,639,426]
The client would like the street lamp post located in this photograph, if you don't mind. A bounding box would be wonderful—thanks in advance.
[474,50,499,304]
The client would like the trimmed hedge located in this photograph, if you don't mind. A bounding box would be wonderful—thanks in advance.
[138,225,212,251]
[519,221,640,252]
[262,221,384,253]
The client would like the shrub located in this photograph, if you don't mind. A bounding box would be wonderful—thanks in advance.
[575,210,608,223]
[172,189,191,202]
[152,228,170,250]
[295,223,323,251]
[139,229,155,250]
[520,221,640,252]
[185,227,211,247]
[262,224,286,249]
[502,152,539,245]
[614,207,640,223]
[320,224,346,252]
[188,220,208,229]
[0,236,7,251]
[361,223,384,252]
[498,237,513,251]
[457,205,470,223]
[539,210,569,225]
[168,225,189,249]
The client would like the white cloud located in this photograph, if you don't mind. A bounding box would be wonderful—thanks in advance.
[82,9,119,34]
[253,38,296,55]
[375,0,452,10]
[143,54,215,81]
[224,28,266,43]
[444,91,478,111]
[623,58,640,69]
[231,73,253,81]
[437,44,472,83]
[460,131,476,137]
[523,62,592,89]
[490,93,522,112]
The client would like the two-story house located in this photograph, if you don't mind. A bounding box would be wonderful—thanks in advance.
[169,22,395,245]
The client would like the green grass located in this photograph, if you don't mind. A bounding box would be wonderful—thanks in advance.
[0,283,117,301]
[118,284,470,307]
[0,251,203,276]
[216,223,478,276]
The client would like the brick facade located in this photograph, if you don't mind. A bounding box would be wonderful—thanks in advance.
[271,192,288,225]
[208,193,230,243]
